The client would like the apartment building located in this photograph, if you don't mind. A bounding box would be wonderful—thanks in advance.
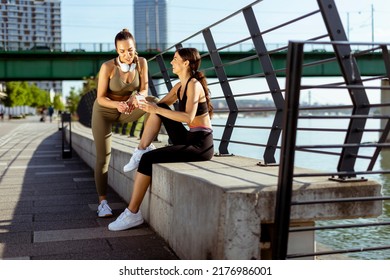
[0,0,62,94]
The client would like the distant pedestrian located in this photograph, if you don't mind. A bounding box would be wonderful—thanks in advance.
[0,106,4,120]
[40,107,46,122]
[48,105,54,122]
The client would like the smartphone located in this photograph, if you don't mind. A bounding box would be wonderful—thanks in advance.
[135,95,146,102]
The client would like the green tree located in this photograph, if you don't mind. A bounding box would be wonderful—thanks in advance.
[15,82,29,106]
[66,87,81,114]
[5,81,50,109]
[3,82,14,107]
[3,81,27,107]
[24,83,35,107]
[53,94,65,112]
[63,76,97,116]
[29,84,50,108]
[81,76,97,95]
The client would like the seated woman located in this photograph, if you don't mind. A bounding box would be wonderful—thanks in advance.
[109,47,214,231]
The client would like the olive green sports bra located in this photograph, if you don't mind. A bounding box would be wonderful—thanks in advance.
[108,59,140,96]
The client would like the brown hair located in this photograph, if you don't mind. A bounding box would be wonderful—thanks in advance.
[176,48,214,118]
[115,28,141,77]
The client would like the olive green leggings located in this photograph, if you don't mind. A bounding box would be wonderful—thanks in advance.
[91,96,157,196]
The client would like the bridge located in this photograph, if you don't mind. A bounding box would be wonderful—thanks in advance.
[0,49,386,80]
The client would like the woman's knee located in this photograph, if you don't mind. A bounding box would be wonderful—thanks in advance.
[138,153,154,176]
[146,96,159,103]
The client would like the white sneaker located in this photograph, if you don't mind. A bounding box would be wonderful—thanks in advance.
[108,208,144,231]
[97,200,113,217]
[123,144,156,172]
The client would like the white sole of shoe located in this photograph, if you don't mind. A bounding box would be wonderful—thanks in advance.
[123,166,136,173]
[108,219,144,231]
[98,213,113,218]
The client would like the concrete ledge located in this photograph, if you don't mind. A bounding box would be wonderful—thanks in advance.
[68,122,382,259]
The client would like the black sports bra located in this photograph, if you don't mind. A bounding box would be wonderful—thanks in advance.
[176,78,208,116]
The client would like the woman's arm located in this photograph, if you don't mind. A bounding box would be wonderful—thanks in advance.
[96,62,123,110]
[137,57,149,97]
[141,79,202,124]
[157,83,180,106]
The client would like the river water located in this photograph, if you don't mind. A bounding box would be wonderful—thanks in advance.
[211,114,390,260]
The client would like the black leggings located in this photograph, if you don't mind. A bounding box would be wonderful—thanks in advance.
[138,103,214,176]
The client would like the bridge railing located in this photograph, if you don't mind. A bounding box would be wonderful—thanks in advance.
[0,41,364,53]
[273,40,390,259]
[148,0,374,167]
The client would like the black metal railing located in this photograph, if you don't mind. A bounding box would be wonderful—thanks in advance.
[273,40,390,259]
[147,0,370,166]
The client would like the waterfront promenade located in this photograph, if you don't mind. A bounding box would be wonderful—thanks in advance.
[0,115,178,260]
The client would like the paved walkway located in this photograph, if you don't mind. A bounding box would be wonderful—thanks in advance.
[0,116,178,260]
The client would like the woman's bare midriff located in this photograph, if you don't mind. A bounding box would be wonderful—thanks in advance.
[106,93,132,102]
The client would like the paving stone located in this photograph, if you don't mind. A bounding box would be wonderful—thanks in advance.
[0,232,32,245]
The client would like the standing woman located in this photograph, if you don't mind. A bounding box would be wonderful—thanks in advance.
[109,47,214,231]
[92,29,156,218]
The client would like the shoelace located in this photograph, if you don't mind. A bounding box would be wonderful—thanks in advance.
[116,211,127,221]
[98,202,111,213]
[103,203,112,211]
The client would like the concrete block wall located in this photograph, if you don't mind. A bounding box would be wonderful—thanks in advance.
[67,122,383,260]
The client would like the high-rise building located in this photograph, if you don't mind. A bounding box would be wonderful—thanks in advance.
[0,0,62,95]
[0,0,61,51]
[134,0,168,51]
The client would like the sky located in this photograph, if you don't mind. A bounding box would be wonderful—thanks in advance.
[61,0,390,102]
[62,0,389,43]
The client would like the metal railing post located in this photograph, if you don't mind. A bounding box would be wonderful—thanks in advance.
[272,41,304,260]
[155,54,173,93]
[318,0,370,177]
[202,28,238,155]
[148,72,159,98]
[243,6,284,164]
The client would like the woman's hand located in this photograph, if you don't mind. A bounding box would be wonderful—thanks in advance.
[137,99,157,114]
[117,96,138,115]
[125,95,136,114]
[117,101,129,114]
